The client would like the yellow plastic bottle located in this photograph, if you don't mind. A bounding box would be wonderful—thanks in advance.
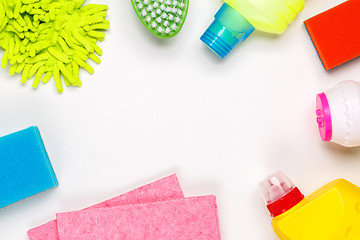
[260,172,360,240]
[201,0,305,58]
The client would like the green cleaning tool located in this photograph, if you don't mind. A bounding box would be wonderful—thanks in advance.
[131,0,189,39]
[0,0,109,93]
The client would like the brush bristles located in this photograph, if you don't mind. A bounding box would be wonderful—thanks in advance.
[134,0,187,36]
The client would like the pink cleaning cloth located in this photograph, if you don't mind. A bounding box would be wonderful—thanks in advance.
[56,196,221,240]
[27,175,184,240]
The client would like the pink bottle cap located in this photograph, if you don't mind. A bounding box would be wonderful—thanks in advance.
[259,172,304,217]
[316,93,332,142]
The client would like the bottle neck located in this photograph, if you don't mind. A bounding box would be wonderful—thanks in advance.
[267,187,305,217]
[200,3,255,58]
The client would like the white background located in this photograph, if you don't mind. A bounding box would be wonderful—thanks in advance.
[1,0,360,239]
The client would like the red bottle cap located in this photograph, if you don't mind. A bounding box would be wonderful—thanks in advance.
[259,172,305,217]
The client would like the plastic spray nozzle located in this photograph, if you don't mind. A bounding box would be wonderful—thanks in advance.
[260,172,294,204]
[200,3,255,59]
[260,172,304,217]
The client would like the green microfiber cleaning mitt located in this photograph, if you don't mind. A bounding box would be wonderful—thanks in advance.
[0,0,109,93]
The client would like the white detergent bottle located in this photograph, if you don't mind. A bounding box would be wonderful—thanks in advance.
[316,80,360,147]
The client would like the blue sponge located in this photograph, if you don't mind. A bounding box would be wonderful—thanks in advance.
[0,127,58,208]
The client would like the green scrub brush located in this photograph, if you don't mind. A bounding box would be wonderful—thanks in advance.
[131,0,189,39]
[0,0,109,93]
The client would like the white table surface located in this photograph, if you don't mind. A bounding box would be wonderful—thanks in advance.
[1,0,360,239]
